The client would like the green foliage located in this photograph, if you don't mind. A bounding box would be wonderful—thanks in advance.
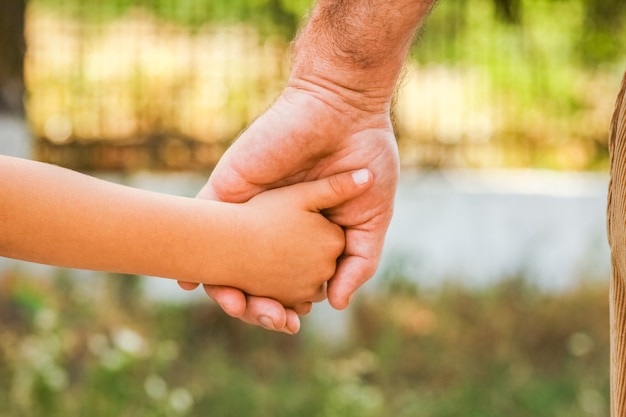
[30,0,310,36]
[420,0,610,62]
[403,0,625,169]
[0,270,609,416]
[416,0,623,95]
[579,0,626,65]
[25,0,625,171]
[350,277,609,416]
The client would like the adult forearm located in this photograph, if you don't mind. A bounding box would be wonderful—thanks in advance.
[0,156,228,282]
[291,0,436,110]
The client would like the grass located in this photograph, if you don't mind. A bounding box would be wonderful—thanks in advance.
[0,269,609,416]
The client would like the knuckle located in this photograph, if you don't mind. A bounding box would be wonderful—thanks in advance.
[328,174,348,198]
[322,265,335,281]
[333,240,346,258]
[329,225,346,252]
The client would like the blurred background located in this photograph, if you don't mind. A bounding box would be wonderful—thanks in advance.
[0,0,624,415]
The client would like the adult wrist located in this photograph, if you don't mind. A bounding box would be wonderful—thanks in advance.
[288,0,433,114]
[287,65,396,116]
[289,28,401,115]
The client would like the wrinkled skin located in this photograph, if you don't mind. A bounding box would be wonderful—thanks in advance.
[180,84,399,334]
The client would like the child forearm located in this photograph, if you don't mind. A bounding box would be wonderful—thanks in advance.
[0,155,230,282]
[1,155,371,306]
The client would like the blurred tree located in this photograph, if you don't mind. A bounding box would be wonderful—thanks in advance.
[0,0,25,114]
[579,0,626,65]
[493,0,522,24]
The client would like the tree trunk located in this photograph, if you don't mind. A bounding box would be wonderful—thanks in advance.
[0,0,26,114]
[493,0,522,24]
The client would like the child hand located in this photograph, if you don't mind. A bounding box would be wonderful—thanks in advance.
[225,169,372,307]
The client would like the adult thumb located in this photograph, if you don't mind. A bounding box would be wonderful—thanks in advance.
[303,169,372,212]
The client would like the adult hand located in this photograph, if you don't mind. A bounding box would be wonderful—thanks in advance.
[177,0,432,333]
[179,80,399,334]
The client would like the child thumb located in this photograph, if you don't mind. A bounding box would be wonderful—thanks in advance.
[304,169,372,212]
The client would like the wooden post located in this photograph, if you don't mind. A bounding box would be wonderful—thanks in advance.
[608,70,626,417]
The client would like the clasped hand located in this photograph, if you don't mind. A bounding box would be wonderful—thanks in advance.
[179,85,399,334]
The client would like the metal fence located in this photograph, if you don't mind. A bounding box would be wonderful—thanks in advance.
[19,0,626,171]
[26,3,292,170]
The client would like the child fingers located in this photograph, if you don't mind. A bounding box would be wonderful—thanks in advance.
[288,282,327,311]
[302,169,373,212]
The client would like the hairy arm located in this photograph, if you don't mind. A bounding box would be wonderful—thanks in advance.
[291,0,436,110]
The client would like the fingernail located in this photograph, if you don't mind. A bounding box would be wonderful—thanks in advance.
[286,321,300,335]
[259,316,275,330]
[351,169,369,185]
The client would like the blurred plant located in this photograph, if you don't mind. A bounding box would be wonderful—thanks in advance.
[399,0,625,170]
[20,0,625,171]
[350,276,609,416]
[29,0,309,37]
[0,266,609,417]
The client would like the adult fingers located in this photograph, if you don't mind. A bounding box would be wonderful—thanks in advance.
[284,309,301,334]
[326,228,382,310]
[202,286,300,334]
[235,295,301,334]
[202,285,249,318]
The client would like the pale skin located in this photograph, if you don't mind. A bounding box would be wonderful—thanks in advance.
[179,0,437,333]
[0,155,372,316]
